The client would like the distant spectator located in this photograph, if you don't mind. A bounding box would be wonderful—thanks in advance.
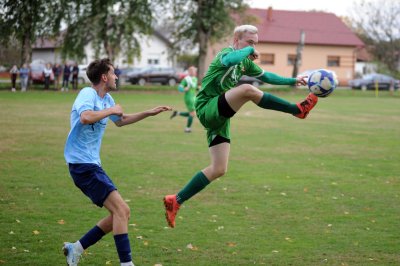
[72,63,79,90]
[114,65,122,89]
[43,63,53,90]
[53,63,62,90]
[10,65,19,92]
[19,63,30,92]
[61,63,71,92]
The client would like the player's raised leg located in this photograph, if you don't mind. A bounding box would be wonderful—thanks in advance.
[224,83,317,118]
[164,142,230,228]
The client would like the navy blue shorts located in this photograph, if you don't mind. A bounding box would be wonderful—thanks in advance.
[68,163,117,207]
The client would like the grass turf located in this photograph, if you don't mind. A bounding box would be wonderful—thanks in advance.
[0,89,399,265]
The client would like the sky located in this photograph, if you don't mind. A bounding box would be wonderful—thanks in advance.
[246,0,375,17]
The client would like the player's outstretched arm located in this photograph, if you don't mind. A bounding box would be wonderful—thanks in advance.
[221,46,255,66]
[258,71,297,86]
[114,106,172,127]
[80,104,123,124]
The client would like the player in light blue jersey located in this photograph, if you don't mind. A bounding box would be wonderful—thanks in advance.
[63,58,171,266]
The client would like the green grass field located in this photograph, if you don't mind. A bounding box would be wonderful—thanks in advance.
[0,89,399,265]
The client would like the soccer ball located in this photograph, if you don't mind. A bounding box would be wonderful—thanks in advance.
[307,69,338,97]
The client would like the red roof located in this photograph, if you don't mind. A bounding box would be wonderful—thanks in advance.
[247,8,364,47]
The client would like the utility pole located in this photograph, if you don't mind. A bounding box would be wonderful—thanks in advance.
[292,30,305,79]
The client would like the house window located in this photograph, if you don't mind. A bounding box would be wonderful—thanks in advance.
[287,54,297,66]
[327,56,340,67]
[260,53,275,65]
[147,58,160,65]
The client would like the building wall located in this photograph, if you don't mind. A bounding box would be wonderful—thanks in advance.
[32,49,62,64]
[132,34,173,68]
[33,34,174,68]
[206,40,358,85]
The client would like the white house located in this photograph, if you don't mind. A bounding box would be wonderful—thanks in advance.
[32,29,175,68]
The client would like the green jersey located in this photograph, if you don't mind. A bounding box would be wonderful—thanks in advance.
[181,76,198,98]
[195,46,263,110]
[180,76,198,111]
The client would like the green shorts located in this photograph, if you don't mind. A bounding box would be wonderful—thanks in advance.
[184,95,195,112]
[196,95,231,146]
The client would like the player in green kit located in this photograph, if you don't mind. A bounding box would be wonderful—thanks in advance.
[170,66,198,133]
[163,25,318,228]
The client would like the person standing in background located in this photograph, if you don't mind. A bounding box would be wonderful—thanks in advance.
[72,63,79,90]
[19,63,30,92]
[10,65,19,92]
[114,66,122,90]
[53,63,62,90]
[62,63,71,92]
[43,63,53,90]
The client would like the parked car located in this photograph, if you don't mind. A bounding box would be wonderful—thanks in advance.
[78,65,90,84]
[122,67,141,83]
[237,75,264,87]
[348,73,400,90]
[30,62,54,84]
[126,66,180,86]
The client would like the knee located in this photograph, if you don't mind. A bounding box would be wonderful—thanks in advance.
[114,203,131,221]
[241,84,259,98]
[212,166,228,179]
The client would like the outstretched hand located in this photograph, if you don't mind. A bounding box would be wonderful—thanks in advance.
[295,75,308,86]
[148,106,173,116]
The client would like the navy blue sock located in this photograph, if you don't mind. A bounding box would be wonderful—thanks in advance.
[114,234,132,263]
[79,225,106,250]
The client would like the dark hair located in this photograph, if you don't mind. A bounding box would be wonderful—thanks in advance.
[86,58,114,85]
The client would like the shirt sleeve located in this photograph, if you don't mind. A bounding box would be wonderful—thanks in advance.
[259,71,296,85]
[74,88,96,116]
[243,59,264,77]
[180,78,188,87]
[107,94,121,122]
[221,46,255,67]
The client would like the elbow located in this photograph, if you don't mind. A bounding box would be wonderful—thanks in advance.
[80,113,91,124]
[80,117,90,125]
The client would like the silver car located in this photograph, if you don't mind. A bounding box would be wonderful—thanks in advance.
[348,73,399,90]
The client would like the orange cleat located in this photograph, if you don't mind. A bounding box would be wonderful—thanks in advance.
[163,195,181,228]
[294,93,318,119]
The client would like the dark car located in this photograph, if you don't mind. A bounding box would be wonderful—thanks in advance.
[348,73,400,90]
[237,75,264,87]
[127,66,180,86]
[122,67,141,83]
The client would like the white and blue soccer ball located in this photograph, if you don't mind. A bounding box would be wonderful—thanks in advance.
[307,69,338,97]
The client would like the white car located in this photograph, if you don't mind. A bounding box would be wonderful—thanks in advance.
[78,65,90,84]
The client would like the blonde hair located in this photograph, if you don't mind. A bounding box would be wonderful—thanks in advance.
[234,25,258,39]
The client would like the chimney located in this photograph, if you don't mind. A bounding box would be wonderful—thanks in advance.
[267,7,273,21]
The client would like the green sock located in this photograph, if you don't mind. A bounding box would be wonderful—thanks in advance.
[187,116,193,128]
[176,171,210,204]
[179,112,190,117]
[257,92,300,115]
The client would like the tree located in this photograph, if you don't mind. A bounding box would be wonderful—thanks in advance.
[61,0,154,63]
[164,0,249,79]
[0,0,63,64]
[348,0,400,74]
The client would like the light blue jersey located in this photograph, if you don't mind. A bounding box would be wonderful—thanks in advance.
[64,87,121,165]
